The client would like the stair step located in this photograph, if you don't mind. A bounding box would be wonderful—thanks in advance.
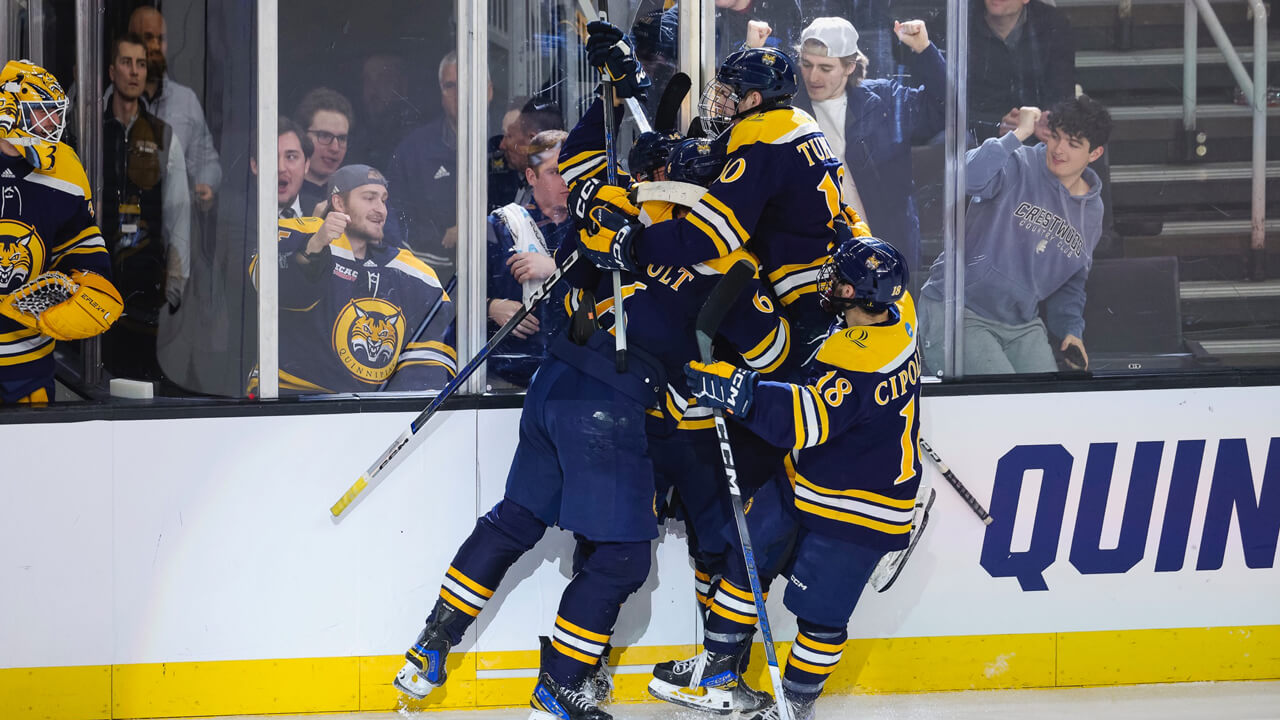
[1181,279,1280,299]
[1109,104,1280,120]
[1196,338,1280,354]
[1111,161,1280,183]
[1077,45,1280,68]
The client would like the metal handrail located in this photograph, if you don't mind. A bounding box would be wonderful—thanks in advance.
[1183,0,1269,277]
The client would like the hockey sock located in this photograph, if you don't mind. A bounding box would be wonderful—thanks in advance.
[703,579,766,656]
[781,619,847,701]
[693,557,716,614]
[435,498,547,642]
[543,539,650,688]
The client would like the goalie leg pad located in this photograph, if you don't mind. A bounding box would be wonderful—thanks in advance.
[37,271,123,341]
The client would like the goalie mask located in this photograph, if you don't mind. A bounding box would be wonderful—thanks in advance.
[818,236,908,314]
[699,48,797,137]
[0,60,68,171]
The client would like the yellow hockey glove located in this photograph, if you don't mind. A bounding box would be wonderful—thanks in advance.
[36,270,123,341]
[569,178,640,230]
[579,206,642,273]
[0,270,78,331]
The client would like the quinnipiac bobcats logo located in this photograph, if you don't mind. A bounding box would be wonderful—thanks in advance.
[0,219,46,291]
[332,297,405,383]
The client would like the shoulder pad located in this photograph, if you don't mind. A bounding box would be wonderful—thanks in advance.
[815,293,918,374]
[727,108,821,154]
[696,248,760,276]
[278,216,325,235]
[34,143,93,199]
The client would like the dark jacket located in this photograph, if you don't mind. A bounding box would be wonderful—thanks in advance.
[794,43,946,272]
[967,0,1076,141]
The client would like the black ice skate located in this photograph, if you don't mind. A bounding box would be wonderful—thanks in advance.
[393,605,460,700]
[648,648,771,715]
[528,671,613,720]
[538,635,613,706]
[745,691,817,720]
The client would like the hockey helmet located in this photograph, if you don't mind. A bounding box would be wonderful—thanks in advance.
[699,47,797,136]
[628,130,683,181]
[664,137,727,187]
[818,236,908,314]
[0,60,67,170]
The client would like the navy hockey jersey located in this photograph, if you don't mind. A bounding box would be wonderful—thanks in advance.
[250,217,457,393]
[737,293,922,550]
[0,144,113,384]
[631,107,871,355]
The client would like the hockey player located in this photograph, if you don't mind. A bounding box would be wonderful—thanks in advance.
[391,144,788,720]
[572,43,871,380]
[651,236,921,720]
[0,60,122,403]
[248,164,456,393]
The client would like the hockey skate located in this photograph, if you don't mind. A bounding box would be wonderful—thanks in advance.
[393,606,460,700]
[647,648,771,715]
[528,671,613,720]
[539,635,613,705]
[745,691,816,720]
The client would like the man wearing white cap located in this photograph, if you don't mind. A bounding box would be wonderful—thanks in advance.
[793,16,946,278]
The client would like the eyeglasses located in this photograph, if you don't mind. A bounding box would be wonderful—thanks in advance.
[308,129,349,147]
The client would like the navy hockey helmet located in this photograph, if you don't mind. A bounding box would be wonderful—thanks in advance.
[818,236,909,314]
[699,47,797,136]
[628,130,683,181]
[665,138,727,187]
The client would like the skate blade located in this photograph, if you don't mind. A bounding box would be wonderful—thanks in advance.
[647,677,736,715]
[393,665,436,700]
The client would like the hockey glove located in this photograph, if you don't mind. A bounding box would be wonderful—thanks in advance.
[580,206,642,273]
[0,270,122,341]
[569,177,640,230]
[684,360,757,417]
[586,20,651,100]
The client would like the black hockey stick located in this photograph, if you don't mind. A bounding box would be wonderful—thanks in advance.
[655,72,692,134]
[696,259,793,720]
[377,275,458,392]
[329,250,582,519]
[919,437,993,525]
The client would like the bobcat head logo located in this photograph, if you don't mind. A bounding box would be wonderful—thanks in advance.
[350,305,400,365]
[332,297,405,384]
[0,220,45,292]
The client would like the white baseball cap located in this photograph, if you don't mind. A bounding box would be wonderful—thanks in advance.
[800,17,861,58]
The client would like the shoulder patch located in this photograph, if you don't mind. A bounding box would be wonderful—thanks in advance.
[727,108,822,154]
[815,293,918,374]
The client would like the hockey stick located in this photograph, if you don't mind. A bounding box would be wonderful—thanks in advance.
[696,259,793,720]
[377,275,457,392]
[869,486,935,593]
[919,437,994,525]
[328,250,582,519]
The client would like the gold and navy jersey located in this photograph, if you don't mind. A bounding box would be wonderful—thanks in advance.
[552,238,789,436]
[633,107,870,341]
[557,98,633,189]
[0,144,112,383]
[739,293,922,550]
[249,217,457,394]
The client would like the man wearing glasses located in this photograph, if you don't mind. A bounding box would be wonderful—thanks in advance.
[294,87,353,216]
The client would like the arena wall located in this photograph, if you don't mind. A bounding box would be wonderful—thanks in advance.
[2,385,1277,719]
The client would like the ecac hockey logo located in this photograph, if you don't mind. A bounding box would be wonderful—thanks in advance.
[332,297,404,383]
[0,219,45,291]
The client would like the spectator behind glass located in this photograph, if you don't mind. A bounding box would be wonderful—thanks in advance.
[792,16,945,278]
[713,0,805,61]
[484,129,575,389]
[101,32,192,385]
[386,52,493,283]
[499,98,565,206]
[249,117,315,219]
[918,96,1112,376]
[348,53,424,172]
[129,6,223,213]
[968,0,1075,142]
[294,87,354,216]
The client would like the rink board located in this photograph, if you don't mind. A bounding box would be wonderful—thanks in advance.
[1,386,1277,719]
